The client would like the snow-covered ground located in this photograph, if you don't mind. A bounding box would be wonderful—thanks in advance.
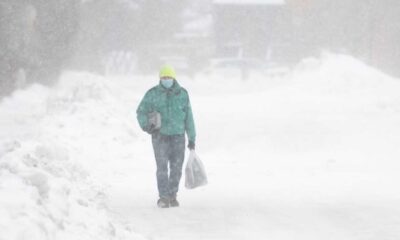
[1,54,400,240]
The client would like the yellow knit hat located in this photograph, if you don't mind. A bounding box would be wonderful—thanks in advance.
[159,65,176,79]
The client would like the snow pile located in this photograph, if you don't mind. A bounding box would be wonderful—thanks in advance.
[290,53,400,112]
[0,73,144,240]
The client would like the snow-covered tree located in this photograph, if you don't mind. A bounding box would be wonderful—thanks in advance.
[0,0,79,95]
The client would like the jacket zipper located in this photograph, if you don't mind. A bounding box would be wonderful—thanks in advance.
[167,90,171,132]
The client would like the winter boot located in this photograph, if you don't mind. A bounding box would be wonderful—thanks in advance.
[157,198,170,208]
[169,198,179,207]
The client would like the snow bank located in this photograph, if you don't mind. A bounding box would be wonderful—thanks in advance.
[290,53,400,109]
[0,73,145,240]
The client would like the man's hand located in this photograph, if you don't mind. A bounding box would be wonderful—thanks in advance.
[188,141,195,150]
[145,123,156,134]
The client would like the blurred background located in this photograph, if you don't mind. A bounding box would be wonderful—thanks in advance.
[1,0,399,96]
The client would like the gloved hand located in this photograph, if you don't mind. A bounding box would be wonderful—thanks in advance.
[188,141,195,150]
[145,123,157,134]
[146,111,161,135]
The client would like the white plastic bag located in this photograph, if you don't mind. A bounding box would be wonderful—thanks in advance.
[185,150,208,189]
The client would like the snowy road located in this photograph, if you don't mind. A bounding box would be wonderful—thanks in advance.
[105,56,400,240]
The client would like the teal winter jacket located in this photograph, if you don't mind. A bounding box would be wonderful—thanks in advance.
[136,80,196,143]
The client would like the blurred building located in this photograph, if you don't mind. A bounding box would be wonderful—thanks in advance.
[212,0,286,60]
[285,0,400,77]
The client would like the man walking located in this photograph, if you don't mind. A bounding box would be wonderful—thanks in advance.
[136,65,196,208]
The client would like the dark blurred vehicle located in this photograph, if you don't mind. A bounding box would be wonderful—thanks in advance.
[200,58,266,80]
[0,0,79,96]
[198,58,288,80]
[159,56,192,77]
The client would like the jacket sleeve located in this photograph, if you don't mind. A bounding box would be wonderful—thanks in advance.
[185,94,196,143]
[136,91,152,131]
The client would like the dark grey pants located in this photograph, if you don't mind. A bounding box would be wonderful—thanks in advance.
[152,133,185,199]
